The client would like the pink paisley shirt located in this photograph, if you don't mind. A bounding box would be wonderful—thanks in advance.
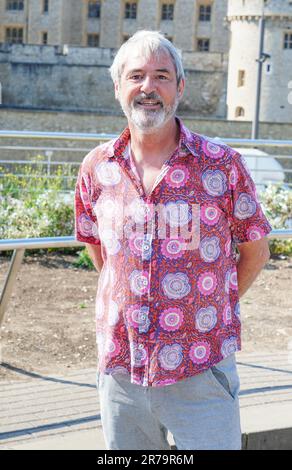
[74,118,272,387]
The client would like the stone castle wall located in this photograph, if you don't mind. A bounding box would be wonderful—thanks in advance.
[0,43,228,117]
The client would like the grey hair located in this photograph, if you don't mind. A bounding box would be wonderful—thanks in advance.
[109,30,185,86]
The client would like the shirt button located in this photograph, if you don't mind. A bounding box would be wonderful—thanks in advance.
[148,296,154,301]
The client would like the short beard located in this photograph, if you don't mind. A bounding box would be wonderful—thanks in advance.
[119,92,180,134]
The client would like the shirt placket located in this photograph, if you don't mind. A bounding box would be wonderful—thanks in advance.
[113,156,149,385]
[129,153,180,385]
[116,148,185,386]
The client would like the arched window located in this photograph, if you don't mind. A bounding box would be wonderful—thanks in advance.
[235,106,245,118]
[237,70,245,87]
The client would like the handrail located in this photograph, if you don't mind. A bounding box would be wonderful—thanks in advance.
[0,147,91,154]
[218,138,292,148]
[1,130,292,147]
[0,230,291,253]
[0,130,117,141]
[0,236,83,251]
[0,237,85,327]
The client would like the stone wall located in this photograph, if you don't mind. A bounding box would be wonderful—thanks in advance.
[0,43,228,117]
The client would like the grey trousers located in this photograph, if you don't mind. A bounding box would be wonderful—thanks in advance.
[97,353,242,450]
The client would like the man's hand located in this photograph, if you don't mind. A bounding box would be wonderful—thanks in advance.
[236,237,270,299]
[85,243,104,273]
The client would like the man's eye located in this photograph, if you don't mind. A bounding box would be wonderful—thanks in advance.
[130,75,142,80]
[158,75,168,80]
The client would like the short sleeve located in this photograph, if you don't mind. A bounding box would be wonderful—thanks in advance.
[227,152,273,244]
[74,162,101,245]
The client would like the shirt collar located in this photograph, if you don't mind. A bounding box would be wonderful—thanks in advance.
[109,117,199,159]
[177,117,200,158]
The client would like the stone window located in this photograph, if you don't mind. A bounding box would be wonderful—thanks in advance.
[199,4,212,22]
[87,34,99,47]
[161,3,174,21]
[42,32,48,44]
[5,27,23,43]
[284,32,292,49]
[6,0,24,10]
[238,70,245,87]
[43,0,49,13]
[124,1,137,19]
[88,1,101,18]
[235,107,245,118]
[197,38,210,51]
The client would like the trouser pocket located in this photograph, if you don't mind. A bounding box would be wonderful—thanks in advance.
[208,354,240,401]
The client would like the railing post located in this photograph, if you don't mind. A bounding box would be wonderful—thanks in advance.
[45,150,53,177]
[0,249,25,327]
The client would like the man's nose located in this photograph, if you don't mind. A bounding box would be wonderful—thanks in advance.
[140,76,156,94]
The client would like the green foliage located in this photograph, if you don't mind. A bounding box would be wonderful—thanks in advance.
[0,155,77,198]
[73,248,95,270]
[0,156,76,247]
[259,183,292,256]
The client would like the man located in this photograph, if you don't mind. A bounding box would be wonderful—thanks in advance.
[74,31,272,450]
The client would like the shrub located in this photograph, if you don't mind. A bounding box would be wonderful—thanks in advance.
[0,156,77,256]
[0,189,74,240]
[73,248,95,270]
[259,183,292,256]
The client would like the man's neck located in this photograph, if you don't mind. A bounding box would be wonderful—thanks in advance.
[128,118,180,168]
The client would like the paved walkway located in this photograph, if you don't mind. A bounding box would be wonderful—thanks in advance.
[1,351,292,450]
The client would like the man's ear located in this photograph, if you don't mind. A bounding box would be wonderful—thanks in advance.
[178,78,185,99]
[114,81,120,101]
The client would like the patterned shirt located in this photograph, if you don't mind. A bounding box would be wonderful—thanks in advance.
[74,118,272,387]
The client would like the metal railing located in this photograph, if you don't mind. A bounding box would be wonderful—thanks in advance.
[1,130,292,146]
[1,131,292,188]
[0,130,117,141]
[0,230,292,327]
[0,237,83,327]
[0,131,115,183]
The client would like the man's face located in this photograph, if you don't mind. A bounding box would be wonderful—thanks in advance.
[115,48,185,133]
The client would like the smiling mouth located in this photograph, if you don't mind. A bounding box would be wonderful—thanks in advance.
[136,99,163,107]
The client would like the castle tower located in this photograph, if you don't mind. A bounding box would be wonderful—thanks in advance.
[226,0,292,124]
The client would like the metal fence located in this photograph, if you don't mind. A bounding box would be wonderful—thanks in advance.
[0,130,116,189]
[0,236,83,327]
[0,130,292,186]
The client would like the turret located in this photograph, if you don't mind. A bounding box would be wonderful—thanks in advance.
[226,0,292,123]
